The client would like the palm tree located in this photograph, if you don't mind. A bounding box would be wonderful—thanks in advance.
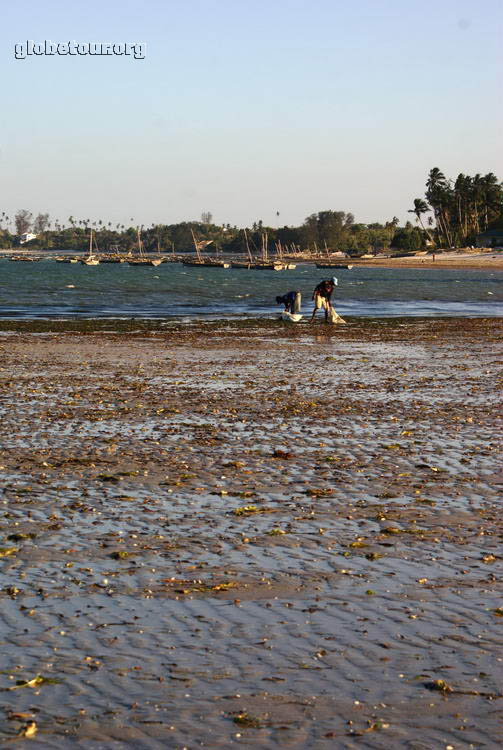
[481,172,502,231]
[454,174,471,242]
[426,168,453,247]
[408,199,433,242]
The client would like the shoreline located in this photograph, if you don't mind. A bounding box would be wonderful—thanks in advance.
[2,247,503,270]
[0,318,502,747]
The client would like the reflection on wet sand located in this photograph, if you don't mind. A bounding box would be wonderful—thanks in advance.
[0,317,501,748]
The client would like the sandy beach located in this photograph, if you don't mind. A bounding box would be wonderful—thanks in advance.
[2,248,503,271]
[0,317,502,748]
[346,251,503,271]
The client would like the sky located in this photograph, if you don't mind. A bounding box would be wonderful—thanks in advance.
[0,0,502,230]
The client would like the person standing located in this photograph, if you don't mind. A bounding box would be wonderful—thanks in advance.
[310,277,337,322]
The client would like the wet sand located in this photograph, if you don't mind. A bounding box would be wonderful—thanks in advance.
[0,317,502,748]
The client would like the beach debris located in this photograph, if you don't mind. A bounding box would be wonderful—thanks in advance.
[18,721,38,738]
[8,674,60,690]
[233,504,259,515]
[110,550,131,559]
[365,552,382,561]
[268,528,286,536]
[348,719,390,735]
[426,679,453,694]
[493,608,503,617]
[272,449,292,459]
[305,488,334,497]
[7,532,36,541]
[232,712,262,728]
[224,460,246,469]
[232,504,277,516]
[7,712,36,721]
[164,578,240,595]
[97,473,121,483]
[0,547,17,558]
[482,554,496,564]
[4,586,22,598]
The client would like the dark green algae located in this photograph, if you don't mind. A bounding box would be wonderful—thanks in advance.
[0,316,501,346]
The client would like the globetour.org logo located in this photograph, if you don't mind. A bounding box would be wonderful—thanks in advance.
[14,40,146,59]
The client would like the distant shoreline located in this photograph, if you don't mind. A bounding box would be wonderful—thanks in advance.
[1,248,502,270]
[341,253,503,270]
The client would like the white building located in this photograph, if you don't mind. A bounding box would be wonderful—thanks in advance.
[19,232,38,244]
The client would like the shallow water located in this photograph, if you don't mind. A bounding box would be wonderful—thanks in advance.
[1,259,502,318]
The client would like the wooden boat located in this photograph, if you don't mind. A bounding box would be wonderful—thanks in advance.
[81,254,99,266]
[127,228,163,265]
[274,241,296,270]
[128,257,163,266]
[100,255,127,263]
[203,258,230,268]
[182,259,205,267]
[56,256,79,263]
[81,230,100,264]
[251,260,285,270]
[182,231,228,268]
[315,263,353,269]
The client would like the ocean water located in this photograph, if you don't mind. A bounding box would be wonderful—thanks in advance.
[0,258,502,319]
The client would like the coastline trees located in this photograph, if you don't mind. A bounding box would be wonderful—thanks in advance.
[408,198,434,243]
[422,167,503,247]
[5,167,501,254]
[15,209,33,235]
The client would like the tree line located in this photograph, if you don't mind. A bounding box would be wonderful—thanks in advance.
[410,168,503,248]
[1,168,501,254]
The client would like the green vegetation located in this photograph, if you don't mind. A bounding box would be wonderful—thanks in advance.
[417,168,503,248]
[1,167,501,254]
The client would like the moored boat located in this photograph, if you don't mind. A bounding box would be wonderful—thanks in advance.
[81,230,100,264]
[127,228,163,265]
[81,254,100,266]
[128,257,163,266]
[315,263,353,269]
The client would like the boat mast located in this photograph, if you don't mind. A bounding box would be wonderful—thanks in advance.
[137,226,145,257]
[191,229,202,262]
[243,228,253,263]
[261,233,269,262]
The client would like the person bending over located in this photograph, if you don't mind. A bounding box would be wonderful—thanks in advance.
[310,277,337,322]
[276,290,301,314]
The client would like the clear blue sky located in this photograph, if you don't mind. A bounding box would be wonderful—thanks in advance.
[1,0,502,229]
